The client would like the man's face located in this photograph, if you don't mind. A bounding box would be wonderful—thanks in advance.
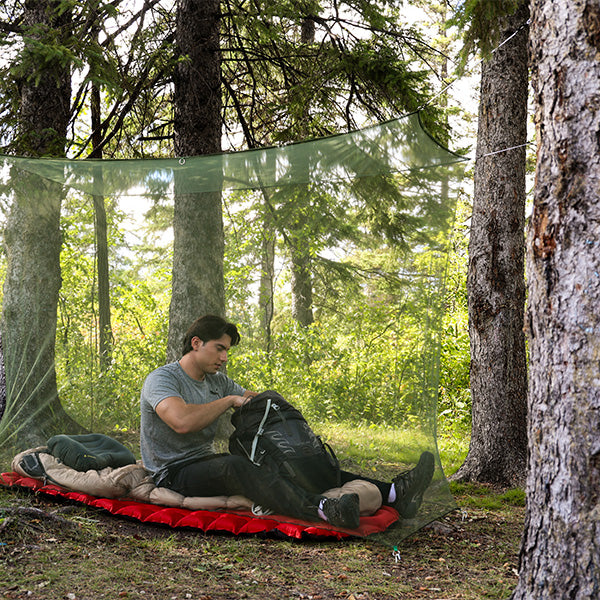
[191,333,232,375]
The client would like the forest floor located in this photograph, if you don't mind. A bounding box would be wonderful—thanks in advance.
[0,467,524,600]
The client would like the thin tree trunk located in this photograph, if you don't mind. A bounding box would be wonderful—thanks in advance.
[290,224,315,327]
[0,334,5,422]
[259,195,276,350]
[90,80,113,371]
[511,2,600,597]
[167,0,224,361]
[93,191,112,369]
[289,17,315,328]
[454,1,529,485]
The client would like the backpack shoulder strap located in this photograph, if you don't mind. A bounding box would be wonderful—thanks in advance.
[249,397,272,464]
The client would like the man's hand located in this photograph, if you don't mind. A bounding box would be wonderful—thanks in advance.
[228,390,258,407]
[225,390,258,410]
[225,394,251,409]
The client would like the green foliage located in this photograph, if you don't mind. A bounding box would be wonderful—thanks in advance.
[228,258,447,429]
[451,0,525,65]
[55,191,171,432]
[11,32,81,87]
[437,197,471,435]
[0,0,177,157]
[221,0,446,147]
[46,202,469,436]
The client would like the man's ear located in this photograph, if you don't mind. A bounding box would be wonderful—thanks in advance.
[191,336,204,350]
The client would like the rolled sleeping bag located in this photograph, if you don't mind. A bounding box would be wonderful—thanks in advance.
[47,433,136,471]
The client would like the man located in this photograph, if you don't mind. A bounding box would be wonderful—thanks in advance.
[140,315,434,529]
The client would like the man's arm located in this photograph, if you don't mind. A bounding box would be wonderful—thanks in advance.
[156,391,255,435]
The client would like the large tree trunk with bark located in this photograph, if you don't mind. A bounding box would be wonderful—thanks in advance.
[511,2,600,597]
[1,175,68,447]
[167,0,224,361]
[454,0,529,485]
[0,0,81,448]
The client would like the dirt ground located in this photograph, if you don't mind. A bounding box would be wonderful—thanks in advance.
[0,483,524,600]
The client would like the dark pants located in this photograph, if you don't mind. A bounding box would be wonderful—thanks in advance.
[161,454,392,519]
[162,454,324,521]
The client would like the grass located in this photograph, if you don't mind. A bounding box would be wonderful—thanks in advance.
[0,426,525,600]
[319,422,433,469]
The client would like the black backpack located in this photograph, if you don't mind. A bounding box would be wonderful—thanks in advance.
[229,391,341,494]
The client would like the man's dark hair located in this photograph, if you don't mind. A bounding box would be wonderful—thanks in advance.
[182,315,241,356]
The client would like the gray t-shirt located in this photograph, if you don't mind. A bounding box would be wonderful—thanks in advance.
[140,361,245,482]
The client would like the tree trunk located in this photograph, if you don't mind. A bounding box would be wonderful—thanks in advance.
[0,0,82,448]
[259,195,276,350]
[167,0,224,361]
[1,175,71,448]
[511,2,600,597]
[454,0,529,485]
[93,190,112,370]
[288,18,315,328]
[91,80,113,371]
[290,225,315,327]
[0,334,5,422]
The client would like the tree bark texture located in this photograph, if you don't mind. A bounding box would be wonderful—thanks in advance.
[173,0,221,158]
[511,2,600,597]
[0,0,81,447]
[1,175,70,447]
[167,0,224,361]
[168,188,225,360]
[456,0,529,485]
[16,1,71,157]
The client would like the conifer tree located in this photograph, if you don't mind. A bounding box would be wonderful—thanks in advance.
[0,0,81,447]
[512,0,600,595]
[220,0,446,329]
[453,0,529,485]
[166,0,225,361]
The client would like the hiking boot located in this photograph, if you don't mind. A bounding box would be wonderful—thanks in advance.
[391,451,435,519]
[322,493,360,529]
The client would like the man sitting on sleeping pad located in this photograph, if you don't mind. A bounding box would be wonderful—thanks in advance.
[140,315,435,529]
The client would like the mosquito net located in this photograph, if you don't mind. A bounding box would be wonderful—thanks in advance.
[0,110,466,548]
